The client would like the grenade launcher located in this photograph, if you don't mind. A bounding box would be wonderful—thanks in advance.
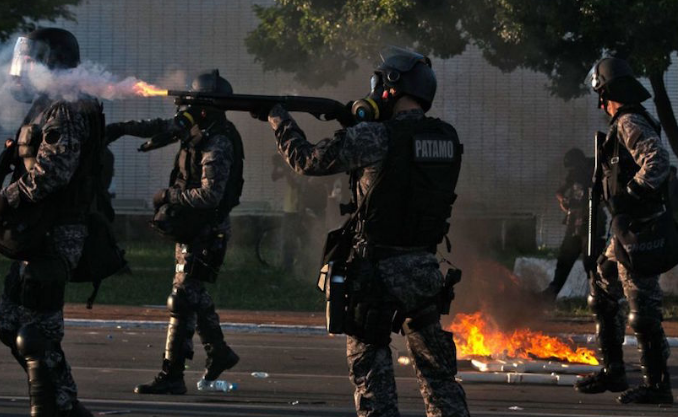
[168,90,356,128]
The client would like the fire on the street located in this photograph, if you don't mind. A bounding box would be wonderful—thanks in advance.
[449,312,599,365]
[133,81,168,97]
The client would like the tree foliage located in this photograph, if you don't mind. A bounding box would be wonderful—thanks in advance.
[245,0,468,88]
[246,0,678,154]
[1,0,81,42]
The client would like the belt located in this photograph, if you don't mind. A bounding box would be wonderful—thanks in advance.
[353,242,436,261]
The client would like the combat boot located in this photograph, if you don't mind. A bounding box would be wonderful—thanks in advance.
[203,340,240,381]
[617,382,673,404]
[575,364,628,394]
[134,359,187,395]
[59,400,94,417]
[618,332,673,404]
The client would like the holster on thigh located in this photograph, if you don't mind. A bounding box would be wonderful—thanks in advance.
[19,256,69,312]
[181,237,226,283]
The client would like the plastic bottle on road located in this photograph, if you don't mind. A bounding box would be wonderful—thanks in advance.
[197,379,238,393]
[251,372,269,378]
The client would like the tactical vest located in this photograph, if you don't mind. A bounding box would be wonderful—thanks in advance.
[170,120,244,217]
[360,117,462,247]
[0,98,105,259]
[601,105,664,216]
[15,98,106,217]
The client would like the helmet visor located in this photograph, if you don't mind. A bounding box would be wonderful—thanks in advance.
[9,37,49,77]
[585,62,603,91]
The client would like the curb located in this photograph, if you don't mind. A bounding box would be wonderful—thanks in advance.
[65,319,328,336]
[64,319,678,345]
[562,333,678,348]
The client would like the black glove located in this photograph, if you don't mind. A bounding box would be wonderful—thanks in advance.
[249,106,271,122]
[626,179,651,200]
[0,194,8,217]
[153,188,168,209]
[105,123,127,144]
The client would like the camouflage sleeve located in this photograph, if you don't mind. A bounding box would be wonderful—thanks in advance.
[166,134,232,209]
[617,113,670,190]
[1,102,87,206]
[117,118,176,138]
[267,104,389,176]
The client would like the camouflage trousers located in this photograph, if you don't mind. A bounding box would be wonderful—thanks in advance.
[591,238,671,364]
[346,252,470,417]
[169,225,230,359]
[0,225,85,412]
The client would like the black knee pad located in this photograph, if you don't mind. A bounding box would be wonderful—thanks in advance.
[167,290,190,317]
[628,312,662,334]
[16,324,48,359]
[587,293,618,316]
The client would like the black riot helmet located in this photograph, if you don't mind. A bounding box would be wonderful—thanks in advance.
[586,57,651,107]
[352,46,437,123]
[9,28,80,102]
[174,69,232,133]
[190,69,233,95]
[10,28,80,74]
[563,147,586,169]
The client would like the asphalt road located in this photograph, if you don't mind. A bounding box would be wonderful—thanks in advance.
[0,327,676,417]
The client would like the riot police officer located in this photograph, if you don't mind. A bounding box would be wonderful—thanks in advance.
[263,47,470,417]
[105,70,244,394]
[575,57,673,404]
[541,148,606,300]
[0,28,101,416]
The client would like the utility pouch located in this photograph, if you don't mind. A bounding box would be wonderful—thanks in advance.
[318,261,348,334]
[0,202,54,260]
[612,209,678,275]
[21,253,69,311]
[150,203,215,244]
[439,266,462,315]
[182,235,227,283]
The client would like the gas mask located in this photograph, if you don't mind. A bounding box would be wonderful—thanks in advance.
[351,73,398,123]
[173,105,205,144]
[8,37,48,103]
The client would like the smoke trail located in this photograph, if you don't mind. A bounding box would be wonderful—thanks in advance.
[25,61,165,101]
[0,38,172,134]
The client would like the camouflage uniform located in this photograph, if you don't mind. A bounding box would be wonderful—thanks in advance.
[0,95,97,412]
[591,109,671,385]
[109,118,236,372]
[269,104,469,417]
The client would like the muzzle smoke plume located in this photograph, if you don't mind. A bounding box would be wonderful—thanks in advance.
[0,40,167,134]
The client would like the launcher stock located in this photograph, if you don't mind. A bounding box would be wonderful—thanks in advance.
[168,91,356,127]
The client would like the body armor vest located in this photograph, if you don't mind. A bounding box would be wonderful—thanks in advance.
[360,117,462,247]
[0,98,105,259]
[170,120,244,217]
[601,105,663,216]
[14,98,105,219]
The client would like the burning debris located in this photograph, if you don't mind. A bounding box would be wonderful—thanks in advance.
[450,312,599,366]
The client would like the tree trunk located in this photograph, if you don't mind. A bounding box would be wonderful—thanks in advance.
[649,71,678,158]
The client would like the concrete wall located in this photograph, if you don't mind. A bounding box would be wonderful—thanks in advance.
[1,0,677,248]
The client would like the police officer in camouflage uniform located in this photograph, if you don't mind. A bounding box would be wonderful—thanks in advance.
[541,149,605,300]
[105,70,244,395]
[575,57,673,404]
[0,28,100,417]
[264,47,470,417]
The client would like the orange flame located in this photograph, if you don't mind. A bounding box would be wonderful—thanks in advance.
[133,81,168,97]
[449,312,599,365]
